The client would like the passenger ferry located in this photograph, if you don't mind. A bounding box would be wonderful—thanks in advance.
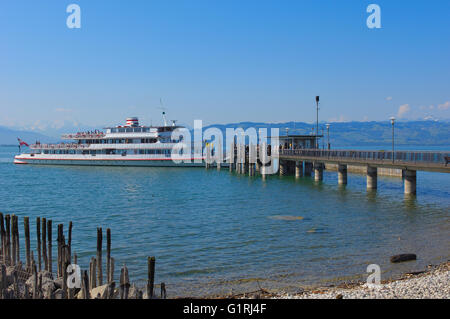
[14,116,204,167]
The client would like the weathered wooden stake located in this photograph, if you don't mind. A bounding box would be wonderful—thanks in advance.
[47,219,52,273]
[11,215,16,266]
[0,213,4,259]
[0,213,5,265]
[81,270,90,299]
[42,218,47,271]
[62,245,70,299]
[106,281,115,299]
[38,273,42,299]
[89,257,97,290]
[13,270,19,299]
[106,228,111,284]
[110,257,115,283]
[24,217,31,271]
[15,215,20,265]
[68,221,73,262]
[97,227,103,286]
[161,282,166,299]
[32,263,38,299]
[57,224,64,277]
[119,265,130,299]
[147,256,155,299]
[0,263,6,299]
[5,215,11,265]
[36,217,41,271]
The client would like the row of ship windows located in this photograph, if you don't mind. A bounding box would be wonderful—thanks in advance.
[40,149,177,155]
[107,127,174,133]
[79,138,180,144]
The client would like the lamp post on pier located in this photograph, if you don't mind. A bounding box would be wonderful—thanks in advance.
[390,117,396,163]
[315,96,320,149]
[326,123,330,150]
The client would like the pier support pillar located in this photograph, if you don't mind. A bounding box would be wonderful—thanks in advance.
[337,164,347,185]
[289,161,296,175]
[217,161,221,171]
[304,162,313,176]
[295,161,303,178]
[229,161,234,172]
[255,161,261,174]
[366,166,377,190]
[261,168,267,180]
[279,160,287,176]
[314,162,323,181]
[249,163,255,176]
[403,170,417,195]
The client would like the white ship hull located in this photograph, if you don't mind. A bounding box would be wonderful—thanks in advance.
[14,154,205,167]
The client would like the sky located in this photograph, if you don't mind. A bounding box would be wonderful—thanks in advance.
[0,0,449,132]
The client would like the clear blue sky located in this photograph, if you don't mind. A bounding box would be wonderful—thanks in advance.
[1,0,449,131]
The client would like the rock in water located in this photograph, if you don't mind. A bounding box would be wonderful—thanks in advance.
[390,254,417,263]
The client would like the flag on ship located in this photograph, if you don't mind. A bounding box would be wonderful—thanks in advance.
[17,138,29,147]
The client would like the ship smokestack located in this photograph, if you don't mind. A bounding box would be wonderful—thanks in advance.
[125,117,139,127]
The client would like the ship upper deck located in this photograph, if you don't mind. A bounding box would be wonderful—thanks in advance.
[62,119,184,140]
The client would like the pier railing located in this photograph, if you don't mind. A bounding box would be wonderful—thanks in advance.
[280,149,449,165]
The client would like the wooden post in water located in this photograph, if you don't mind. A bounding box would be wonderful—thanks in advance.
[68,221,72,262]
[161,282,166,299]
[110,257,115,283]
[96,227,103,286]
[5,215,11,265]
[14,215,20,265]
[11,215,16,266]
[63,245,71,299]
[81,270,90,299]
[47,220,52,274]
[0,263,6,299]
[57,224,63,277]
[61,245,68,298]
[89,257,97,290]
[32,263,38,299]
[42,218,47,271]
[120,265,130,299]
[0,213,5,265]
[147,256,155,299]
[24,217,31,271]
[106,228,111,284]
[36,217,41,271]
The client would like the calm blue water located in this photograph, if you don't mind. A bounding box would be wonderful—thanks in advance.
[0,145,449,296]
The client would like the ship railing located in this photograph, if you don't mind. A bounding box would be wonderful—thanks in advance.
[30,143,90,149]
[61,132,105,139]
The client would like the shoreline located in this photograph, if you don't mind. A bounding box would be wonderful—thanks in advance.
[206,261,449,299]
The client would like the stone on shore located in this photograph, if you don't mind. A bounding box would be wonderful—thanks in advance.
[390,254,417,263]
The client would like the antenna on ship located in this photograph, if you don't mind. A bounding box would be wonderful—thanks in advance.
[171,120,177,127]
[158,98,168,126]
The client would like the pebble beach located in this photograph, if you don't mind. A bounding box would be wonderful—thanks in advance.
[273,262,450,299]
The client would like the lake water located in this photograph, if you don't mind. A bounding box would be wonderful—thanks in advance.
[0,145,449,296]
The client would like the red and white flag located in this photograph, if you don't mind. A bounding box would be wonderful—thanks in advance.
[17,138,29,147]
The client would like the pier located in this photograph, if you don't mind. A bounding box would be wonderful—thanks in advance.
[212,143,449,196]
[279,149,449,195]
